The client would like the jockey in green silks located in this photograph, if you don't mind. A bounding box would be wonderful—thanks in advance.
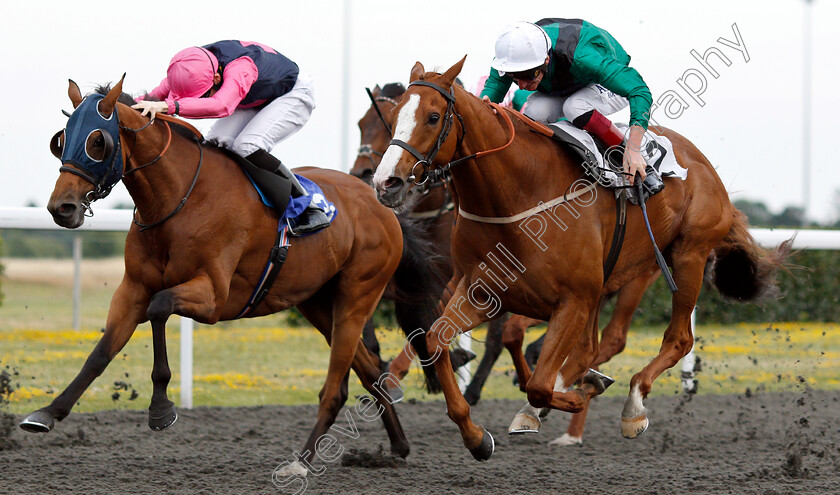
[480,18,653,186]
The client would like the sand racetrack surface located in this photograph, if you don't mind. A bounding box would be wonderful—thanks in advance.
[2,390,839,494]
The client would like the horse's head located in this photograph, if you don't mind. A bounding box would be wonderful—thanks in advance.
[350,83,404,185]
[372,57,466,208]
[47,77,126,228]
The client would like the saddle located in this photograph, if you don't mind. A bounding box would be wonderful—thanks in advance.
[549,124,665,205]
[218,148,331,236]
[509,112,666,204]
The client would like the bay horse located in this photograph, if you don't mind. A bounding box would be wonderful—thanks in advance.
[353,82,662,445]
[21,77,435,472]
[372,57,790,460]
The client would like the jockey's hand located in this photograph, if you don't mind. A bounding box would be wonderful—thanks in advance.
[624,124,647,186]
[624,148,646,186]
[481,95,497,114]
[131,100,168,119]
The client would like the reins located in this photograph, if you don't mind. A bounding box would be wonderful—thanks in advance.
[119,115,204,231]
[365,87,394,137]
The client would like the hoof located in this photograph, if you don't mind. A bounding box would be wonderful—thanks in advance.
[621,415,649,439]
[19,410,54,433]
[583,369,615,395]
[273,460,308,482]
[148,403,178,431]
[508,412,541,435]
[548,433,582,446]
[391,440,410,459]
[387,386,404,404]
[468,428,495,461]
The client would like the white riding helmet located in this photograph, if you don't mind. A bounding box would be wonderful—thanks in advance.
[491,22,552,76]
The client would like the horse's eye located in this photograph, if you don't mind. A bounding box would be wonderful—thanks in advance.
[85,130,107,161]
[428,113,440,125]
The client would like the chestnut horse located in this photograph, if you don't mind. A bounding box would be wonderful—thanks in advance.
[352,84,507,405]
[353,83,662,445]
[373,58,789,461]
[21,78,428,473]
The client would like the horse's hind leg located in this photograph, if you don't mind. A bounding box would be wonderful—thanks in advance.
[502,315,543,392]
[621,247,708,439]
[20,281,147,433]
[282,285,407,477]
[349,340,410,457]
[463,313,508,406]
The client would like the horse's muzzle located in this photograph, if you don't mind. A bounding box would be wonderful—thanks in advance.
[47,200,85,229]
[375,176,406,208]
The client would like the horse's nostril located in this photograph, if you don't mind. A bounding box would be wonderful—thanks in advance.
[383,177,404,191]
[52,203,77,218]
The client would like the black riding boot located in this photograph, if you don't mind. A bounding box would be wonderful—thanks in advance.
[245,149,331,234]
[245,149,307,197]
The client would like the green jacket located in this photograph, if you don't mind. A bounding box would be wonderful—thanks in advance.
[481,18,653,129]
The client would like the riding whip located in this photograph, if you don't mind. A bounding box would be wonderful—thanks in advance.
[634,173,678,293]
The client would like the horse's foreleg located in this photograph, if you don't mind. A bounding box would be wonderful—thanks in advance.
[20,281,148,433]
[146,277,223,431]
[509,302,605,436]
[427,278,495,461]
[463,313,508,405]
[622,250,707,439]
[521,297,605,414]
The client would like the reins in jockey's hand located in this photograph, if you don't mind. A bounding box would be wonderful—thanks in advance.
[634,173,678,293]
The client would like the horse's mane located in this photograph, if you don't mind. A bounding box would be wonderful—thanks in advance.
[93,84,198,142]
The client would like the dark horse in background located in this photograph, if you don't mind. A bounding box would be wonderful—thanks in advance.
[21,77,442,478]
[373,58,790,460]
[352,82,661,445]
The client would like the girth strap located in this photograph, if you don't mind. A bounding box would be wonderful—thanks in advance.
[603,189,627,281]
[234,223,292,319]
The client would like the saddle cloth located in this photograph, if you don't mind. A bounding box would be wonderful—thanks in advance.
[547,120,688,190]
[247,174,338,226]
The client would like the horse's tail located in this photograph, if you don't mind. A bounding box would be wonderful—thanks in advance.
[392,214,448,394]
[711,209,793,302]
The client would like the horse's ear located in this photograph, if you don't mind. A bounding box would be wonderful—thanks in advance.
[99,73,125,118]
[68,79,83,108]
[440,55,467,89]
[410,62,425,82]
[372,84,381,97]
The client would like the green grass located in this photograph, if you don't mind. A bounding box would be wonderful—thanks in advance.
[1,278,839,415]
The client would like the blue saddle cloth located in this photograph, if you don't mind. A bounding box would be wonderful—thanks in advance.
[247,174,337,226]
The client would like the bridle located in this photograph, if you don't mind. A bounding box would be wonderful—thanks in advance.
[355,90,400,172]
[388,81,464,187]
[388,80,515,186]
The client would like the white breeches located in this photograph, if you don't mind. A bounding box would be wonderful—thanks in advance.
[206,73,316,156]
[523,83,628,124]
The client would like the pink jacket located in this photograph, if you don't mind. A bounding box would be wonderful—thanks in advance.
[138,57,260,119]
